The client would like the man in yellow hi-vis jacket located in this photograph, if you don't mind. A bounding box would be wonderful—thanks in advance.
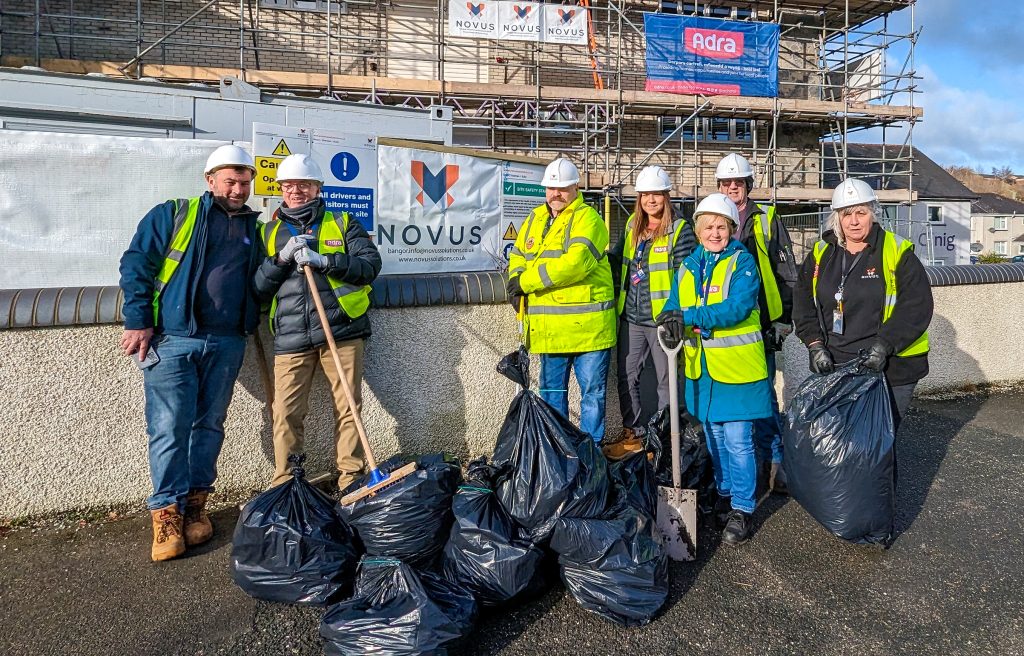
[507,157,617,442]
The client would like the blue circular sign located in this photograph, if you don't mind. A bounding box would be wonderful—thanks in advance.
[330,152,360,182]
[503,242,514,261]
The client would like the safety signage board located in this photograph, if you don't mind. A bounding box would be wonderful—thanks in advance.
[253,124,309,196]
[311,132,378,232]
[499,160,545,264]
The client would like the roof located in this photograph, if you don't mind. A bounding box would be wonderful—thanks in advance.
[823,144,978,201]
[971,193,1024,215]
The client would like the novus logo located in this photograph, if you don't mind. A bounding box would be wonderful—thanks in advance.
[466,2,484,15]
[456,2,495,30]
[684,27,743,59]
[558,8,576,23]
[411,161,459,210]
[513,5,532,19]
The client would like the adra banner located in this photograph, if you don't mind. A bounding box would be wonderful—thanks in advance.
[644,14,779,97]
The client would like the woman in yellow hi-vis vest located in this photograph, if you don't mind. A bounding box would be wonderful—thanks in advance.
[606,165,696,460]
[656,193,772,546]
[793,178,932,430]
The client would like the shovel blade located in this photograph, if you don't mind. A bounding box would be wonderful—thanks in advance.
[657,486,697,562]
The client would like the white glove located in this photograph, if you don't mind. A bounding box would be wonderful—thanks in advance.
[295,247,329,270]
[772,322,793,341]
[278,234,314,263]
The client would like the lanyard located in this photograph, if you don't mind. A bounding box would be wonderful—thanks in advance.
[698,253,718,305]
[277,211,318,239]
[633,239,649,265]
[835,249,865,304]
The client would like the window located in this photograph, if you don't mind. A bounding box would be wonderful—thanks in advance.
[994,241,1008,255]
[927,206,944,224]
[994,216,1009,230]
[1019,244,1024,255]
[658,117,754,143]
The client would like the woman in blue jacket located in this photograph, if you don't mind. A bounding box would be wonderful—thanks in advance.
[656,193,772,546]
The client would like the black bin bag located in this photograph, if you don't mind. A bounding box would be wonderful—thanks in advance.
[491,348,615,543]
[649,407,716,514]
[230,457,359,605]
[321,557,478,656]
[609,449,658,518]
[441,459,546,606]
[338,453,462,569]
[783,361,896,546]
[549,506,669,627]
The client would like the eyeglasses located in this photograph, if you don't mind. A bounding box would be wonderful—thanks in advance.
[718,179,746,188]
[280,182,316,192]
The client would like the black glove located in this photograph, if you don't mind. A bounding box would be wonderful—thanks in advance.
[808,343,834,375]
[507,276,525,311]
[656,310,684,349]
[861,340,892,372]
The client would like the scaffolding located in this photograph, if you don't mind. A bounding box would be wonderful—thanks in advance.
[0,0,919,205]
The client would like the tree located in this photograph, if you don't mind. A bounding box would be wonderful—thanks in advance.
[977,251,1007,264]
[991,166,1015,182]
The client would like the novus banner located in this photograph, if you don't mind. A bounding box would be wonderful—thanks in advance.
[644,14,779,97]
[449,0,587,45]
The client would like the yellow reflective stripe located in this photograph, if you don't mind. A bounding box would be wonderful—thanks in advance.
[538,263,554,288]
[528,300,615,315]
[700,331,764,348]
[152,197,199,323]
[650,289,672,300]
[568,236,601,259]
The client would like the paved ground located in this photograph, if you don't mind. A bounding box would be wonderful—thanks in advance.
[2,390,1022,656]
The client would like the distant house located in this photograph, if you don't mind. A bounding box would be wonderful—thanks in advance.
[971,193,1024,259]
[824,144,977,266]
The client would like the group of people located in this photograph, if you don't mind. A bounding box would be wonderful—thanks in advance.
[120,146,381,561]
[507,154,933,547]
[119,144,932,562]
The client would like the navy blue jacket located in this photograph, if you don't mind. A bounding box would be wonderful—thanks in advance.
[119,192,262,335]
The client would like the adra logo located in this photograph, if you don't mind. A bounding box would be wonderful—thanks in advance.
[684,27,744,59]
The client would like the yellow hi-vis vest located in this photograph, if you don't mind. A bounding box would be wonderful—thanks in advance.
[811,230,930,358]
[678,252,768,384]
[750,204,783,322]
[508,193,617,354]
[152,197,201,324]
[260,210,372,333]
[617,215,689,320]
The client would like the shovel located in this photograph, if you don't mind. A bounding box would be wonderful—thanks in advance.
[656,325,698,561]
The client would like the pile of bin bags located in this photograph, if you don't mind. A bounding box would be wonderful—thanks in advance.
[783,360,897,546]
[229,347,669,654]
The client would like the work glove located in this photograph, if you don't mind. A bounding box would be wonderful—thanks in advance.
[295,247,329,270]
[507,276,525,311]
[861,340,893,373]
[808,343,834,375]
[772,321,793,342]
[277,234,314,264]
[655,310,684,349]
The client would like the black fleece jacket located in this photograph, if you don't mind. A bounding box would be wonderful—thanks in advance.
[253,201,382,355]
[793,223,933,386]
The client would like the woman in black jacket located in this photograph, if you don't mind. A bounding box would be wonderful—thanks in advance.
[793,178,933,428]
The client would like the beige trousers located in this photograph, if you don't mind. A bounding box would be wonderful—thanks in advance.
[271,339,366,490]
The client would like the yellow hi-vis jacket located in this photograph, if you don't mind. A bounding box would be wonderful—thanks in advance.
[508,193,617,353]
[750,204,783,322]
[811,230,930,358]
[260,210,372,332]
[678,251,768,384]
[617,215,689,320]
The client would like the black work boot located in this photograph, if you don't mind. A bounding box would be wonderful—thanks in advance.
[713,494,732,529]
[722,510,752,546]
[771,462,789,496]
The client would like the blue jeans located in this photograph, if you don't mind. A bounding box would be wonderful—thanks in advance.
[704,420,757,514]
[753,348,784,464]
[143,334,247,510]
[540,349,610,443]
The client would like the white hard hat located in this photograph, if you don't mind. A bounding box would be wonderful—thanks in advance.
[693,193,740,225]
[831,178,877,211]
[635,165,672,193]
[715,153,755,181]
[204,144,255,175]
[276,154,324,184]
[542,158,580,188]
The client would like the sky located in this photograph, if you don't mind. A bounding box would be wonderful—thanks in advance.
[897,0,1024,174]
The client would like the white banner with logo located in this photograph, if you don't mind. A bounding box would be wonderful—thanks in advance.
[543,5,588,45]
[377,145,544,274]
[449,0,586,45]
[497,1,542,41]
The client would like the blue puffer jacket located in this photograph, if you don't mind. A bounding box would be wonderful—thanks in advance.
[663,239,772,423]
[119,191,262,335]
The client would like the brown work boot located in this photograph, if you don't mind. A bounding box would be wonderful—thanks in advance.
[150,504,185,562]
[602,428,645,461]
[183,490,213,547]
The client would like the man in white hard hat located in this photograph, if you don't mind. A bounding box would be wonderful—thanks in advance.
[253,153,382,492]
[507,157,617,442]
[119,144,261,562]
[714,153,798,497]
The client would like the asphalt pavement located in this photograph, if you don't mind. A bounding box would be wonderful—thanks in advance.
[1,389,1021,656]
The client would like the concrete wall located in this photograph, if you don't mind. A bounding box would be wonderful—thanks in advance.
[3,281,1021,519]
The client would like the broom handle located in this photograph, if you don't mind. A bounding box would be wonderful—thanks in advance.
[304,265,379,472]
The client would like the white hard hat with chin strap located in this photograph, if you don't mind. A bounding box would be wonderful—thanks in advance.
[831,178,877,211]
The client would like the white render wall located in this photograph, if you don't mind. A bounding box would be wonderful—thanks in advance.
[2,283,1022,519]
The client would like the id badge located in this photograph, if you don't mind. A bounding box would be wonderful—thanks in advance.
[630,268,647,285]
[831,309,845,335]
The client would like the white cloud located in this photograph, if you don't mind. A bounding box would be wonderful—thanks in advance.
[913,64,1024,173]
